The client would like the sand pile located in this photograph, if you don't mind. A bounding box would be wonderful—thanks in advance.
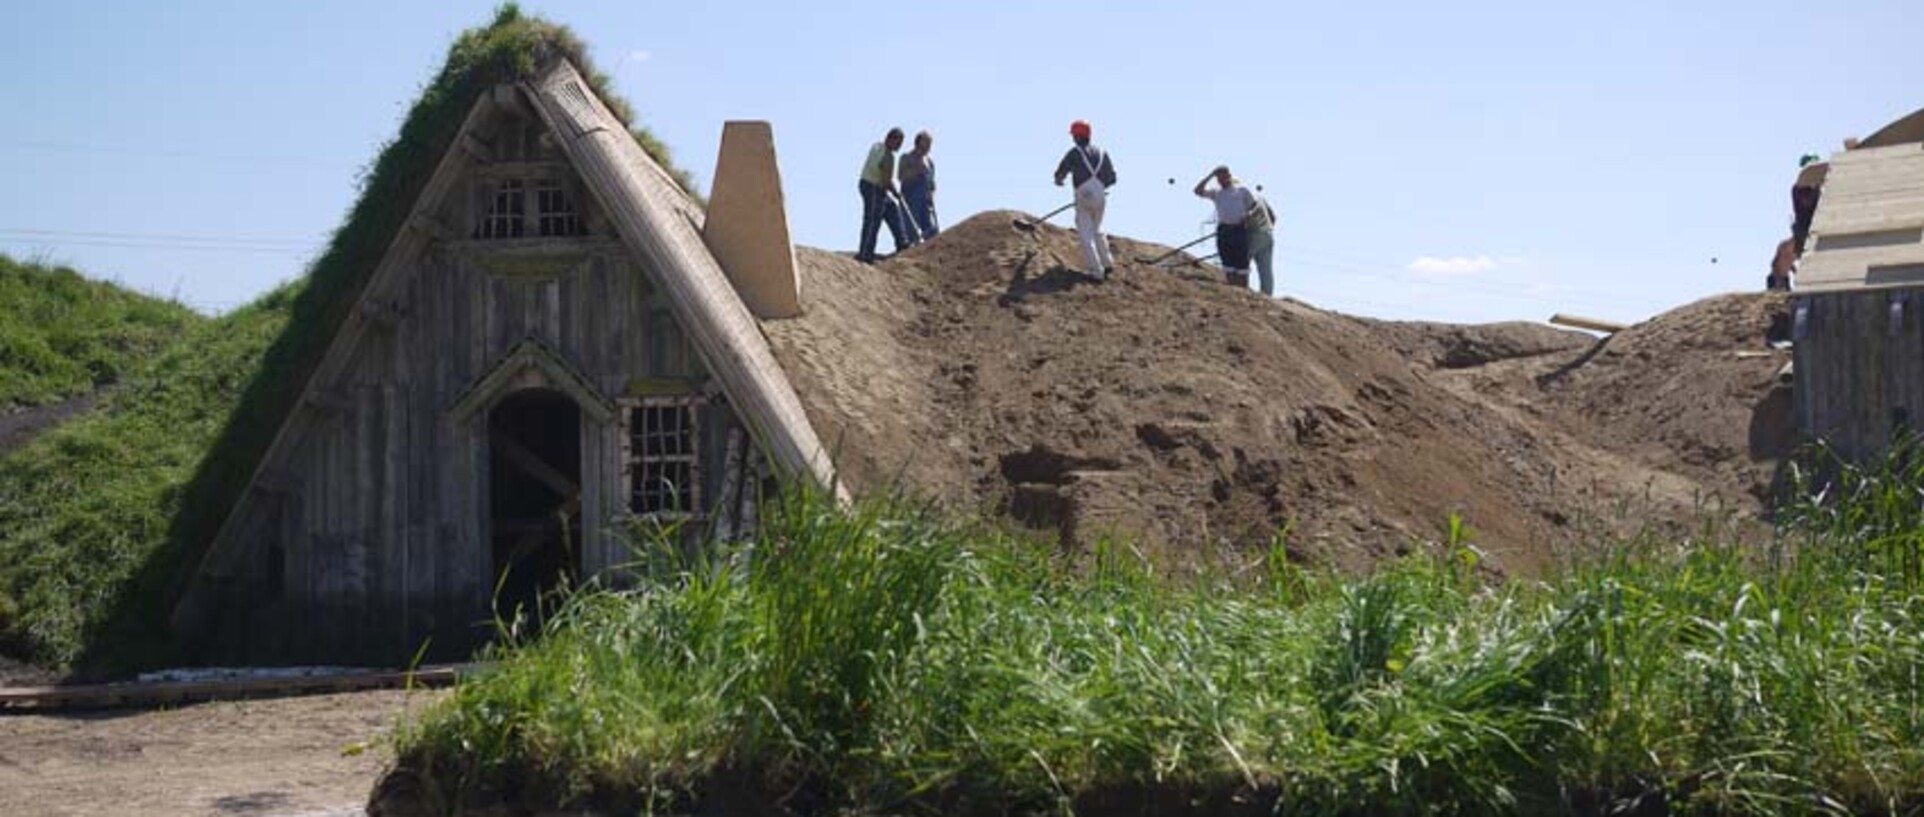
[763,211,1790,571]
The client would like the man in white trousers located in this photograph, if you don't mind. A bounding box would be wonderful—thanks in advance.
[1052,120,1118,281]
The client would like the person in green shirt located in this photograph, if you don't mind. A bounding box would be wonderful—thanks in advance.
[857,128,913,263]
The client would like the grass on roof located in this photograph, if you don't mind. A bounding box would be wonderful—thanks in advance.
[0,253,201,411]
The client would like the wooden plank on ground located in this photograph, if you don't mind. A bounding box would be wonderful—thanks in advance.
[0,665,469,712]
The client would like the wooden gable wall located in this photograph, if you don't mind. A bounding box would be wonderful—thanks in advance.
[193,95,759,664]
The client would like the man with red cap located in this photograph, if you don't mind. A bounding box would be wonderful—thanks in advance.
[1053,120,1118,281]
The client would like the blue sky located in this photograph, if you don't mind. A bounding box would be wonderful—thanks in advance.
[2,1,1918,324]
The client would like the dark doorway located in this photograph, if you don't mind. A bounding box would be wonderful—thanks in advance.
[487,389,582,620]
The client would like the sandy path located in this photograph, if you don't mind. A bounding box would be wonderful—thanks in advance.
[0,689,441,817]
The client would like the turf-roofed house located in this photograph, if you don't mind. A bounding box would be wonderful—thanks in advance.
[171,21,838,664]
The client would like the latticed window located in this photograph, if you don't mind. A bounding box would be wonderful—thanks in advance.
[534,181,584,237]
[627,398,701,516]
[477,179,526,238]
[476,178,586,239]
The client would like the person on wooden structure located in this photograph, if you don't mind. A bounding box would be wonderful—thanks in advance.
[899,130,940,240]
[1054,120,1118,281]
[1768,236,1798,292]
[857,127,915,263]
[1791,153,1829,257]
[1194,165,1260,288]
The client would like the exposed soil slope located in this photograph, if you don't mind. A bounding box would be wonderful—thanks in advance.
[767,212,1790,572]
[1539,293,1793,504]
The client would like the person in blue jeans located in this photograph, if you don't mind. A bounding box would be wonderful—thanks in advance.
[856,128,913,263]
[899,131,939,240]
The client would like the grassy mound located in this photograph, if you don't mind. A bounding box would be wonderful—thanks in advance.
[389,476,1924,815]
[0,253,200,410]
[0,284,297,669]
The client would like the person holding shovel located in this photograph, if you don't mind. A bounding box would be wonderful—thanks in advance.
[856,127,915,263]
[1194,165,1258,288]
[899,131,939,239]
[1054,120,1117,281]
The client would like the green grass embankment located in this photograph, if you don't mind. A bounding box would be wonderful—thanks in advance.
[0,284,297,669]
[0,253,200,410]
[392,459,1924,816]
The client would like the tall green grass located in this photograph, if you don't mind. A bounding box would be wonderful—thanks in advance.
[0,253,200,410]
[394,473,1924,815]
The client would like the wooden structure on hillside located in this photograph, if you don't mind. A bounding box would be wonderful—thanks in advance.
[172,60,837,664]
[1791,107,1924,461]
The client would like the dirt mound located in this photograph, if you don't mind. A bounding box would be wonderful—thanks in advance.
[1544,293,1794,504]
[1371,320,1593,370]
[765,211,1785,571]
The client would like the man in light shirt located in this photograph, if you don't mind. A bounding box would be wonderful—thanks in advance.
[1193,165,1258,288]
[857,128,913,263]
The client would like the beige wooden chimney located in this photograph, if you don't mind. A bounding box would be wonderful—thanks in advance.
[703,121,801,319]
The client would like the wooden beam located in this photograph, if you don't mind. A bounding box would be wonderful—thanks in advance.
[489,429,579,499]
[1549,313,1630,334]
[460,131,495,163]
[408,212,459,243]
[0,665,468,712]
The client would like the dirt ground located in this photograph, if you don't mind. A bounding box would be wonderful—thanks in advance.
[0,689,439,817]
[765,211,1793,574]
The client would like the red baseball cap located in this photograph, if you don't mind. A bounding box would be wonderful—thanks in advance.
[1069,120,1092,138]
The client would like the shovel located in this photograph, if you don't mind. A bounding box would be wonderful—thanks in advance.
[1139,234,1214,265]
[1165,252,1219,268]
[1012,202,1074,232]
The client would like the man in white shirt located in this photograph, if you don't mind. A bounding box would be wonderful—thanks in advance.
[1193,165,1258,288]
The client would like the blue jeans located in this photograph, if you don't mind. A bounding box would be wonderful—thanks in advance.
[902,177,939,239]
[1249,228,1275,295]
[857,180,911,261]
